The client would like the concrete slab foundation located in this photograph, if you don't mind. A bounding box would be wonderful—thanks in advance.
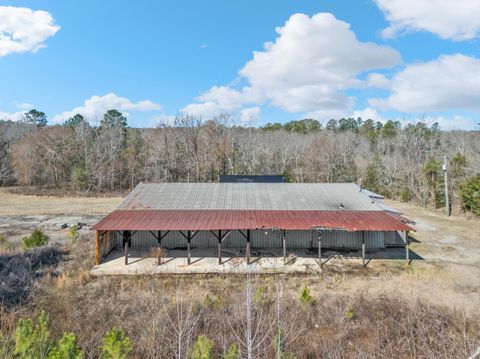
[91,247,411,275]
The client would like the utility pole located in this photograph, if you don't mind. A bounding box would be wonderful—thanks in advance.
[443,155,450,216]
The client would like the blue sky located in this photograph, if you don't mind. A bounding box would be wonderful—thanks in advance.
[1,0,480,129]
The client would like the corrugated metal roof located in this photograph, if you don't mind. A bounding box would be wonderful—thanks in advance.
[375,202,403,215]
[359,188,384,200]
[117,183,380,211]
[219,175,285,183]
[92,209,414,232]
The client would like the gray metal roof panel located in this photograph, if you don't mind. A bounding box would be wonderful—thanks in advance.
[359,188,384,199]
[117,183,382,211]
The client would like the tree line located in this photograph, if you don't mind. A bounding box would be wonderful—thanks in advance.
[1,109,479,214]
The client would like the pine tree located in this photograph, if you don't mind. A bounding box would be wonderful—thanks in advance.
[48,333,83,359]
[190,335,213,359]
[101,327,132,359]
[14,311,54,358]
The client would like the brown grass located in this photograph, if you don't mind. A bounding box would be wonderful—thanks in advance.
[0,187,122,215]
[0,234,479,358]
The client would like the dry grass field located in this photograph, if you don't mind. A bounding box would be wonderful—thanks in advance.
[1,189,479,357]
[0,187,123,216]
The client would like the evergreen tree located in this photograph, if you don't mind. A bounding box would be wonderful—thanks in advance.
[224,344,240,359]
[101,327,132,359]
[190,335,213,359]
[300,285,314,305]
[460,175,480,215]
[63,114,87,128]
[48,333,83,359]
[100,109,128,129]
[14,311,54,358]
[325,119,337,131]
[23,109,48,127]
[381,120,399,139]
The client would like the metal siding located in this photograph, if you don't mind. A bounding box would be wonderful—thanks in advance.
[116,230,384,250]
[384,231,406,247]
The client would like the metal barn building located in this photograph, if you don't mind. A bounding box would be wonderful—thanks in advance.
[92,182,414,266]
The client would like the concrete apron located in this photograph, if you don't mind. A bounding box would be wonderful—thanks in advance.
[91,247,402,275]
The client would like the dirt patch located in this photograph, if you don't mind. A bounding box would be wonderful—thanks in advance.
[386,199,480,266]
[0,188,119,244]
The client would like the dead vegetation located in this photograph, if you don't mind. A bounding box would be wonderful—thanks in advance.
[0,246,65,307]
[0,234,478,358]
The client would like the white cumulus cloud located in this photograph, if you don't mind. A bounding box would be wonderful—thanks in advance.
[0,110,27,122]
[239,107,261,123]
[364,73,391,89]
[0,6,60,56]
[420,115,477,131]
[352,107,385,122]
[183,86,262,119]
[374,0,480,40]
[369,54,480,113]
[183,13,401,118]
[53,93,162,123]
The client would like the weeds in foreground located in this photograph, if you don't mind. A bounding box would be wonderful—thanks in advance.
[0,235,479,358]
[22,229,49,249]
[300,285,314,305]
[2,311,129,359]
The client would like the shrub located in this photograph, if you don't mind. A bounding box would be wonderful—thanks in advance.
[14,311,54,358]
[68,225,78,243]
[48,333,83,359]
[147,246,166,265]
[225,343,240,359]
[254,286,268,304]
[101,327,132,359]
[202,294,220,309]
[0,234,12,251]
[22,229,49,249]
[300,285,314,305]
[344,305,356,321]
[190,335,213,359]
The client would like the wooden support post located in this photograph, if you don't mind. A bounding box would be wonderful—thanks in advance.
[95,230,100,265]
[158,230,161,246]
[318,232,322,266]
[218,230,222,265]
[124,235,129,266]
[283,230,287,264]
[246,229,251,265]
[403,231,410,264]
[123,230,132,266]
[187,230,191,265]
[362,231,366,267]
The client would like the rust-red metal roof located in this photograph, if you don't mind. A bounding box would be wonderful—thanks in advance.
[92,210,414,232]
